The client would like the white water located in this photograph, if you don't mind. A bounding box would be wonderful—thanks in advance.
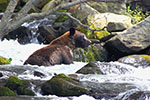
[1,40,150,99]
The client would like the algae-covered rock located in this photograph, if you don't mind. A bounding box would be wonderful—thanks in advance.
[41,74,87,96]
[5,76,35,96]
[0,86,16,96]
[0,56,12,65]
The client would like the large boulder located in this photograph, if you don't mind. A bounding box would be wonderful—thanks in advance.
[72,3,132,32]
[104,15,150,61]
[88,13,132,32]
[41,74,87,96]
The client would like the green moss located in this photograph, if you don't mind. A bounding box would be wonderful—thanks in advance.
[5,76,23,90]
[0,86,16,96]
[0,56,12,65]
[53,74,72,79]
[55,9,69,22]
[5,76,35,96]
[42,75,87,96]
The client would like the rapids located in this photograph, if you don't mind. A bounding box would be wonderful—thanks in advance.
[1,40,150,100]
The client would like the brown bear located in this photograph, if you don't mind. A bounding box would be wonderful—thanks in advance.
[24,28,91,66]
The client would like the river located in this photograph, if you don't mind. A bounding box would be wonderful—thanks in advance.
[0,40,150,100]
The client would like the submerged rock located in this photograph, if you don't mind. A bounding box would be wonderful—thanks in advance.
[0,86,16,96]
[118,55,150,68]
[41,74,87,96]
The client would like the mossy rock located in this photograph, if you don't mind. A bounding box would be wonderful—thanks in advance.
[73,45,108,62]
[0,86,16,96]
[0,56,12,65]
[5,76,35,96]
[41,74,87,96]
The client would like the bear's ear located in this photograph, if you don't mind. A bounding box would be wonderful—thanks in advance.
[69,28,75,37]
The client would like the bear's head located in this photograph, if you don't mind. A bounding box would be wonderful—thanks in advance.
[69,28,91,48]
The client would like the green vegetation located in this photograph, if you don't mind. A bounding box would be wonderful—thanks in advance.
[126,4,149,24]
[53,73,72,79]
[0,86,16,96]
[0,56,12,65]
[56,9,68,22]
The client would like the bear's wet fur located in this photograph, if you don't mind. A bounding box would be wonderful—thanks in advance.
[24,28,91,66]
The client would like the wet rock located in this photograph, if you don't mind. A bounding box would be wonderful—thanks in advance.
[104,16,150,61]
[114,89,150,100]
[77,62,133,75]
[34,71,45,78]
[118,55,150,68]
[2,26,32,44]
[0,86,16,96]
[5,76,35,96]
[83,81,136,99]
[76,62,103,74]
[41,74,87,96]
[0,72,3,77]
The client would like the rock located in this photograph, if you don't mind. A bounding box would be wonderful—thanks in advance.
[5,76,35,96]
[41,74,87,96]
[118,55,150,68]
[72,3,99,23]
[76,62,103,74]
[73,44,108,62]
[37,25,59,44]
[89,1,126,14]
[0,72,3,77]
[2,26,32,44]
[88,13,132,31]
[34,71,45,78]
[114,90,150,100]
[104,15,150,61]
[83,81,136,99]
[0,86,16,96]
[77,61,133,75]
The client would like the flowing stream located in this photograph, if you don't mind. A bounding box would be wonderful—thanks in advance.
[1,40,150,100]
